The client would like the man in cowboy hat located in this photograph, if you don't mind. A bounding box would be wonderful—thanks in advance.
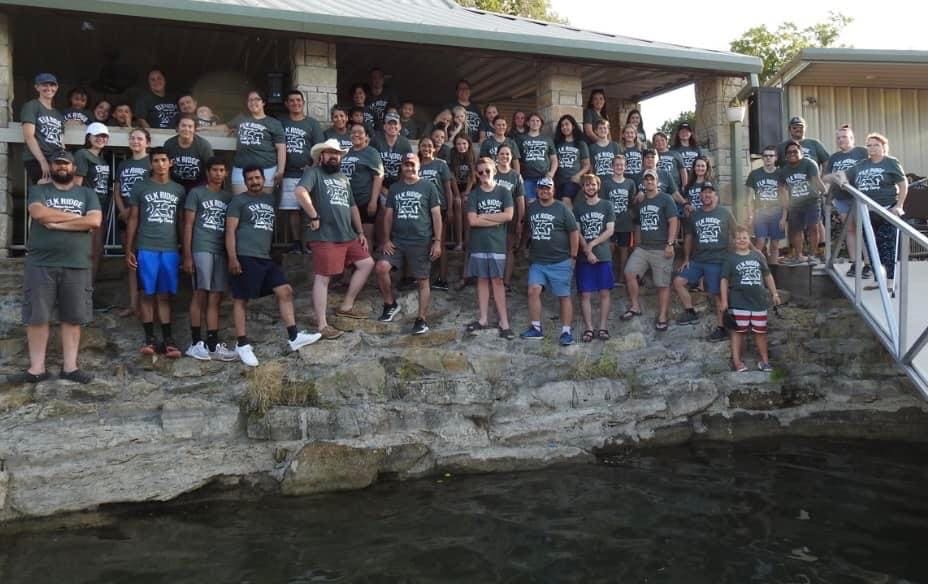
[294,139,375,339]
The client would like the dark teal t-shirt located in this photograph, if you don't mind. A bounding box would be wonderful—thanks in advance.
[621,146,643,178]
[637,193,678,250]
[129,178,185,251]
[519,135,556,179]
[323,128,352,152]
[601,176,636,233]
[227,192,276,259]
[479,136,521,162]
[134,90,178,129]
[745,168,781,210]
[185,186,232,254]
[164,135,214,188]
[27,183,100,268]
[495,169,525,202]
[467,184,513,254]
[845,157,906,207]
[299,166,357,243]
[386,179,441,245]
[74,148,111,203]
[371,134,413,186]
[280,116,324,178]
[419,159,453,209]
[116,157,150,198]
[21,99,64,161]
[778,159,821,209]
[656,150,685,189]
[690,206,736,264]
[526,200,578,264]
[573,197,615,262]
[230,114,285,169]
[589,141,621,178]
[341,146,384,206]
[722,250,772,311]
[825,147,868,200]
[555,140,590,183]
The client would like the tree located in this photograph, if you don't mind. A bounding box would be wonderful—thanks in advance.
[658,111,695,137]
[730,11,852,83]
[457,0,566,23]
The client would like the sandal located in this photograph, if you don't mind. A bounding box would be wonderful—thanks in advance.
[581,330,594,343]
[596,329,610,341]
[620,309,641,321]
[465,320,487,333]
[732,361,748,373]
[654,320,668,332]
[498,328,515,340]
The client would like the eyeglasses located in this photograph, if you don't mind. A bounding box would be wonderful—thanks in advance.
[476,169,491,176]
[762,154,776,158]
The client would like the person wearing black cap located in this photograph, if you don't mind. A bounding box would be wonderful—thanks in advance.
[21,73,65,186]
[776,116,829,167]
[13,150,102,385]
[673,182,736,341]
[671,122,704,173]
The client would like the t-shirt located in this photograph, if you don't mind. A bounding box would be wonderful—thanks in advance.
[281,116,324,178]
[299,166,357,243]
[129,178,185,251]
[400,118,420,140]
[63,108,91,125]
[445,101,482,142]
[555,140,590,183]
[341,146,384,206]
[230,114,285,169]
[184,186,232,254]
[778,159,821,209]
[386,179,441,245]
[583,108,604,133]
[690,205,736,264]
[454,162,473,186]
[227,192,276,259]
[636,193,678,250]
[573,197,615,263]
[637,169,677,198]
[479,136,521,162]
[845,157,906,207]
[745,168,781,210]
[134,90,178,129]
[722,250,772,311]
[494,169,525,202]
[589,141,621,178]
[601,176,636,233]
[467,184,513,254]
[684,181,707,212]
[519,135,556,179]
[164,135,214,189]
[527,200,577,264]
[621,145,643,178]
[74,149,111,203]
[20,100,64,161]
[825,147,868,200]
[777,138,829,167]
[672,145,702,172]
[656,150,685,189]
[26,183,100,268]
[368,87,396,128]
[371,134,413,186]
[436,143,452,162]
[323,127,352,152]
[419,159,453,209]
[116,157,151,198]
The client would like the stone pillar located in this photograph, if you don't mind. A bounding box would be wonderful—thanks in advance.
[291,39,338,128]
[0,12,12,256]
[695,76,750,211]
[536,65,582,133]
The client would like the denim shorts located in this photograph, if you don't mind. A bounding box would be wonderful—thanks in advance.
[528,258,573,297]
[753,207,785,240]
[678,260,722,295]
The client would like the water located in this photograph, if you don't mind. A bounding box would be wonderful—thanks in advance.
[2,438,927,583]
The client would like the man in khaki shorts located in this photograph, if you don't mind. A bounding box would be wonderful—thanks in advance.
[622,169,679,332]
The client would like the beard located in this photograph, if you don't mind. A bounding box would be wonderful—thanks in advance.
[51,171,74,184]
[321,159,341,174]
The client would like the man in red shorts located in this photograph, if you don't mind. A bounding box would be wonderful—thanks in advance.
[295,139,375,339]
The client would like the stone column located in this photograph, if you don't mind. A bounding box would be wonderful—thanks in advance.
[0,12,12,256]
[291,39,338,128]
[695,76,750,211]
[536,64,582,133]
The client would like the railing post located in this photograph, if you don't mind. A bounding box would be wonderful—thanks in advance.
[898,231,909,357]
[824,197,832,266]
[860,206,899,354]
[854,201,863,306]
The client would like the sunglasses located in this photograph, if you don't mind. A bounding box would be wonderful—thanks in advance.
[476,169,491,176]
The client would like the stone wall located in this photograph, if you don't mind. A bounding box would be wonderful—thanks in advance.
[291,39,338,127]
[0,13,11,257]
[536,65,582,133]
[695,76,750,211]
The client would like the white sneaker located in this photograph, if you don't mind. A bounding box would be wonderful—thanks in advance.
[235,343,259,367]
[209,342,238,362]
[185,341,211,361]
[288,331,322,351]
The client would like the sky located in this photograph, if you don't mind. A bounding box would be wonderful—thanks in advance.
[548,0,928,130]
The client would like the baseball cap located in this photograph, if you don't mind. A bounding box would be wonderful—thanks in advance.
[50,150,75,163]
[537,177,554,188]
[86,122,110,137]
[384,112,401,124]
[700,182,716,192]
[788,116,806,126]
[641,169,658,179]
[678,122,692,130]
[401,152,419,164]
[34,73,58,85]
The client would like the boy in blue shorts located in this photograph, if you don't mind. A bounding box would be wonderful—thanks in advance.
[574,174,615,341]
[126,147,186,358]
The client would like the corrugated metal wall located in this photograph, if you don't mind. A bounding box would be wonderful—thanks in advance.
[785,85,928,176]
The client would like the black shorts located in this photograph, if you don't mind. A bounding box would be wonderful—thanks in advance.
[612,231,632,247]
[357,202,376,225]
[229,256,288,300]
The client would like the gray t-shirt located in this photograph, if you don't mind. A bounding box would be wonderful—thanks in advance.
[722,250,772,311]
[323,128,352,151]
[495,169,525,202]
[281,116,324,178]
[589,141,621,178]
[134,90,178,129]
[745,168,781,210]
[825,147,868,200]
[672,145,703,172]
[74,148,111,202]
[637,169,677,198]
[519,135,556,179]
[230,114,285,169]
[419,159,453,209]
[777,138,829,167]
[573,197,615,263]
[467,184,513,255]
[601,176,636,233]
[27,183,100,268]
[129,178,185,251]
[341,146,384,206]
[555,140,590,183]
[299,166,357,243]
[527,200,578,264]
[690,205,736,264]
[185,186,232,254]
[227,192,276,259]
[778,159,821,209]
[479,136,521,162]
[371,134,413,186]
[386,179,441,245]
[63,108,91,125]
[116,157,150,198]
[656,150,685,189]
[621,145,643,177]
[446,101,482,142]
[164,135,214,188]
[637,192,678,250]
[845,156,906,207]
[21,99,64,161]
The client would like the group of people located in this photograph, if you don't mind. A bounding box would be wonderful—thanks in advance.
[13,67,910,384]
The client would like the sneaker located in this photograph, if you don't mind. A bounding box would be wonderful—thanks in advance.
[319,326,344,340]
[757,361,774,372]
[185,341,211,361]
[378,303,400,322]
[432,278,449,291]
[676,310,699,326]
[559,331,575,346]
[288,331,322,351]
[520,326,544,340]
[336,305,369,320]
[707,327,728,342]
[139,342,157,356]
[163,342,182,359]
[235,343,259,367]
[209,343,239,362]
[861,264,873,279]
[59,369,94,384]
[412,318,429,335]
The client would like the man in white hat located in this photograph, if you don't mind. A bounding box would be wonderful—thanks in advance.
[295,139,375,339]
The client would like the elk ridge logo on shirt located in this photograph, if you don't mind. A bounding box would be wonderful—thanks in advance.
[143,192,179,224]
[580,211,605,240]
[419,168,440,189]
[609,188,629,214]
[92,165,110,196]
[381,151,402,179]
[657,155,675,173]
[855,168,886,192]
[785,173,811,198]
[198,199,228,232]
[558,146,578,169]
[687,186,705,208]
[639,203,662,231]
[153,104,178,127]
[736,259,763,286]
[695,216,722,244]
[173,155,202,181]
[46,197,85,215]
[755,178,779,202]
[624,151,642,174]
[496,178,515,193]
[285,127,307,154]
[247,202,276,232]
[465,111,481,133]
[594,152,615,175]
[340,156,358,178]
[523,140,548,162]
[37,115,63,148]
[323,178,350,207]
[530,212,555,240]
[680,150,698,170]
[120,167,148,194]
[477,197,503,215]
[395,191,423,221]
[238,122,266,147]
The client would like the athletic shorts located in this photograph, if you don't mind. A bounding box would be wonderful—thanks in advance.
[754,207,785,240]
[279,177,301,210]
[137,249,180,296]
[22,263,93,325]
[612,231,632,247]
[231,166,277,187]
[523,178,538,203]
[193,251,229,292]
[528,258,573,297]
[557,181,580,201]
[788,204,821,232]
[732,308,768,334]
[678,260,723,295]
[575,260,614,293]
[378,244,432,279]
[466,252,506,279]
[309,239,370,277]
[229,256,288,300]
[624,247,673,287]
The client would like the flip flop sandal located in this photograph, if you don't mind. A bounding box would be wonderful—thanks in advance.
[732,361,748,373]
[596,329,610,340]
[654,320,669,332]
[465,320,487,333]
[620,309,641,321]
[582,330,594,343]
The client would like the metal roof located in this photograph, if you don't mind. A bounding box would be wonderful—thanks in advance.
[1,0,761,75]
[770,48,928,89]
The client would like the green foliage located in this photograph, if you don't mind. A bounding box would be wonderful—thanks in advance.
[569,352,620,381]
[457,0,567,23]
[729,11,853,83]
[657,110,695,137]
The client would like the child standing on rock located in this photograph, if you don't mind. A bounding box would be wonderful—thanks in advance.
[720,225,782,372]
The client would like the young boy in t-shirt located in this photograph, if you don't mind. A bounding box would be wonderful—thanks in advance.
[400,101,419,140]
[574,174,616,341]
[720,226,782,372]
